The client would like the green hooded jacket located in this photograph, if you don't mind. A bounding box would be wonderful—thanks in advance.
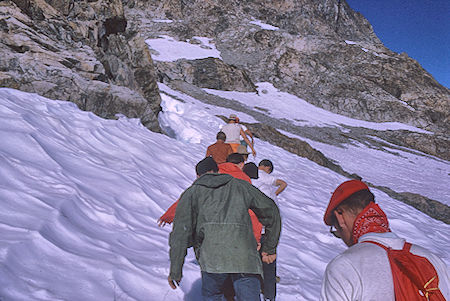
[169,173,281,281]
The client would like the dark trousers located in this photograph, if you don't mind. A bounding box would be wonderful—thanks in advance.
[260,234,277,301]
[201,271,261,301]
[262,259,276,301]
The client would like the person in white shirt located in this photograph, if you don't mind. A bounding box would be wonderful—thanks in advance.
[220,114,256,156]
[252,159,287,301]
[252,159,287,201]
[321,180,449,301]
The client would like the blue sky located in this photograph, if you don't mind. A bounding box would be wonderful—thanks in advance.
[346,0,450,88]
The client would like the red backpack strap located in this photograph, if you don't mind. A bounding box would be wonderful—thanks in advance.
[403,242,412,252]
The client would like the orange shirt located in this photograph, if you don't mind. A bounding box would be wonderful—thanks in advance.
[206,141,233,164]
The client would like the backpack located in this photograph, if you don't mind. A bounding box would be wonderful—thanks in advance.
[364,241,445,301]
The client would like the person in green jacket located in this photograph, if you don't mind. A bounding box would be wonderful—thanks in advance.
[168,157,282,301]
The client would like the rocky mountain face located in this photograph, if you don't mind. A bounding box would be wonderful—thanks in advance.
[123,0,449,135]
[0,0,161,131]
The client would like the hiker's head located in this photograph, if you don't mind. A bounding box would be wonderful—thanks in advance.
[226,153,245,169]
[236,145,249,161]
[196,157,219,177]
[216,131,226,141]
[228,114,238,123]
[243,162,258,179]
[258,159,274,174]
[324,180,375,246]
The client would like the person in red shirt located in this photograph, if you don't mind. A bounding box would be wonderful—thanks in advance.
[206,131,233,164]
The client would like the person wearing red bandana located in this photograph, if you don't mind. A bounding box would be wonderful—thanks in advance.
[320,180,449,301]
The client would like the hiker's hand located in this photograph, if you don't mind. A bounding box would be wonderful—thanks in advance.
[261,252,276,264]
[157,214,174,227]
[157,218,169,227]
[168,276,180,289]
[257,242,261,251]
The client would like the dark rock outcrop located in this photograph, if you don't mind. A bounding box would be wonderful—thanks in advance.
[0,0,162,131]
[156,57,256,92]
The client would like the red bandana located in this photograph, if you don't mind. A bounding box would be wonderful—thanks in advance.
[352,202,390,244]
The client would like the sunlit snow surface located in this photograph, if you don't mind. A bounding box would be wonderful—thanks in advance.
[0,87,448,300]
[145,35,222,62]
[204,83,421,131]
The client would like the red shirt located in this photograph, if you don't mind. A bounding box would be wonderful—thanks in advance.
[206,141,233,164]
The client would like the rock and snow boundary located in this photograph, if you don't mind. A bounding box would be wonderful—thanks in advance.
[0,88,448,300]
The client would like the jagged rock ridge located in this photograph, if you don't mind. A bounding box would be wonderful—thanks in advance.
[124,0,449,136]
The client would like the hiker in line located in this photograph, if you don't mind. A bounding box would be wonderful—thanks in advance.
[321,180,449,301]
[168,157,281,301]
[159,154,264,300]
[206,131,233,164]
[243,162,258,180]
[253,159,287,202]
[252,159,287,301]
[158,154,263,243]
[221,114,256,156]
[236,116,254,148]
[219,153,263,244]
[219,154,262,301]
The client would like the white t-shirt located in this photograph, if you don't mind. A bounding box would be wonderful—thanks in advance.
[253,171,277,200]
[220,123,243,144]
[321,232,450,301]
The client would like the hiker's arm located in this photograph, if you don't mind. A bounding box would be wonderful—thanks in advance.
[169,190,195,285]
[158,200,179,227]
[240,128,256,156]
[247,185,281,255]
[248,209,263,243]
[274,179,287,196]
[245,129,254,145]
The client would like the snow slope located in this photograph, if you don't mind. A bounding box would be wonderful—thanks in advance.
[202,83,449,204]
[0,87,448,300]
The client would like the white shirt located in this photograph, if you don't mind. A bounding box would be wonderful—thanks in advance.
[320,232,450,301]
[253,171,277,200]
[220,123,243,144]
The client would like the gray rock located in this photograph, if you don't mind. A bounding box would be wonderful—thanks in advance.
[156,58,256,92]
[1,0,162,132]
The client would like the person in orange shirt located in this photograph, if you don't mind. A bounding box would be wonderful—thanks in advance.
[206,131,233,164]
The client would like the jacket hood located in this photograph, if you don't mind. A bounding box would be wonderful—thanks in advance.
[193,173,234,188]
